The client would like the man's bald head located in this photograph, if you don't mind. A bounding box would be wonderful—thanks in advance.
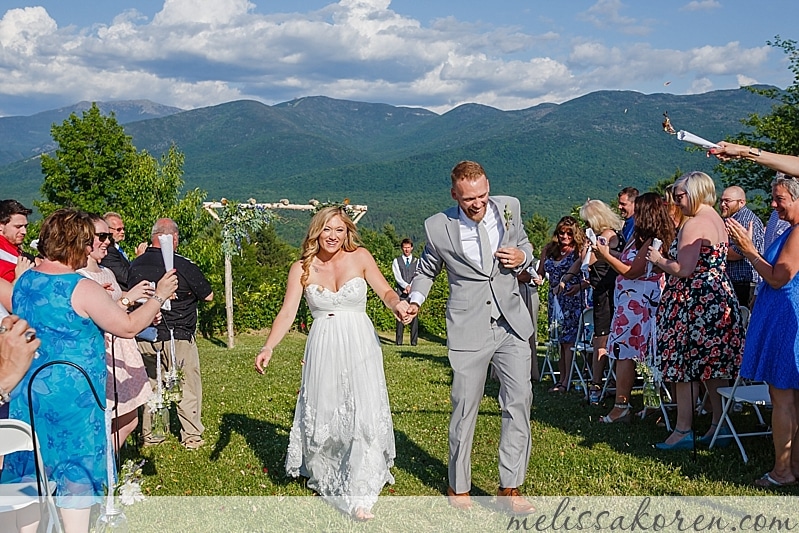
[719,186,746,218]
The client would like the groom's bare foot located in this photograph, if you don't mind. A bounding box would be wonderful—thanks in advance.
[352,507,374,521]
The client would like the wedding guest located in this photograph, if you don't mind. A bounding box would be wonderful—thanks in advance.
[647,172,744,450]
[727,174,799,487]
[0,199,33,283]
[129,218,213,450]
[255,206,407,521]
[78,214,155,452]
[1,209,177,533]
[594,193,674,423]
[578,199,625,404]
[718,186,763,308]
[539,216,587,393]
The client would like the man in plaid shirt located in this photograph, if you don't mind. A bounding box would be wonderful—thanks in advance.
[719,186,763,308]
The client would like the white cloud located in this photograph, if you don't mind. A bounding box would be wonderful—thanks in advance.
[737,74,758,87]
[0,0,784,115]
[578,0,651,36]
[681,0,721,12]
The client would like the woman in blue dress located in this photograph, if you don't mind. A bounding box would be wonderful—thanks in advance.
[2,209,177,533]
[727,173,799,487]
[537,216,587,393]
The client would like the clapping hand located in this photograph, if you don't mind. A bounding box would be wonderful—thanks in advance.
[725,218,756,255]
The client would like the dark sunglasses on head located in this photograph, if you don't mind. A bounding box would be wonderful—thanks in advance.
[95,232,112,243]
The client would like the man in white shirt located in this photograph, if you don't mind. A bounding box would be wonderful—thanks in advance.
[392,238,418,346]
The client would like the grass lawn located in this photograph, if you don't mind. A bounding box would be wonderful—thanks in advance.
[122,330,790,500]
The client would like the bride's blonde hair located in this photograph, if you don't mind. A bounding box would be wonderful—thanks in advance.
[300,206,361,287]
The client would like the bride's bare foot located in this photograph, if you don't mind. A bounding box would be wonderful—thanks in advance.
[352,507,374,521]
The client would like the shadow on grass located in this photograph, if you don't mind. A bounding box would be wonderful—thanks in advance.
[210,412,294,488]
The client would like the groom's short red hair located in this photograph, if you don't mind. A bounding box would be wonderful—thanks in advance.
[451,160,486,186]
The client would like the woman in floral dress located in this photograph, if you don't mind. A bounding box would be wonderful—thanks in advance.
[647,172,744,450]
[595,193,674,423]
[538,216,587,392]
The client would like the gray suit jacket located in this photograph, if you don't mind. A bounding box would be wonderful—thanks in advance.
[412,196,534,351]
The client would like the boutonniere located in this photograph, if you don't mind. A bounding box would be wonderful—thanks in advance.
[503,204,513,230]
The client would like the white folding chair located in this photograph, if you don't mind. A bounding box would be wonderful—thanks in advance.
[567,308,594,395]
[711,375,772,463]
[541,317,560,385]
[0,419,61,533]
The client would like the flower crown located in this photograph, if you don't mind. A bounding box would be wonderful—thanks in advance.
[309,199,356,219]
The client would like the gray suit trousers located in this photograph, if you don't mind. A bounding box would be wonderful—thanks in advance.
[448,317,532,493]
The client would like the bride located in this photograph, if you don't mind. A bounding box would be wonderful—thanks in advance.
[255,206,408,521]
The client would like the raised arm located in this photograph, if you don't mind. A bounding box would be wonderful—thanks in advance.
[711,142,799,177]
[73,269,178,337]
[255,261,305,374]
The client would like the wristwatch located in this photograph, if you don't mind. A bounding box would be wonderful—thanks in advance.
[121,297,133,307]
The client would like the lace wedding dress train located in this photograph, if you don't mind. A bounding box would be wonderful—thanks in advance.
[286,277,395,514]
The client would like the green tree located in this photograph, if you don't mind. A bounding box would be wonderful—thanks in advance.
[715,36,799,209]
[524,213,551,256]
[36,103,212,257]
[38,103,137,216]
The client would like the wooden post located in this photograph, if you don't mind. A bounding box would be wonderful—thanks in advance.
[225,253,234,349]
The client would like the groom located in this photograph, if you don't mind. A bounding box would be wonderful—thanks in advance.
[404,161,534,513]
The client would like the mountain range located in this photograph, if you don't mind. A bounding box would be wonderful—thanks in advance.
[0,88,776,244]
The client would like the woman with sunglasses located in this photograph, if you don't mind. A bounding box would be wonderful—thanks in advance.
[537,216,587,393]
[77,214,158,453]
[2,209,177,533]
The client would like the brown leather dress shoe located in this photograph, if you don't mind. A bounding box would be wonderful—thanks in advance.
[446,486,472,510]
[496,487,535,514]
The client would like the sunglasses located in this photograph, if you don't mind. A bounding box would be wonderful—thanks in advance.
[557,230,574,236]
[95,232,112,243]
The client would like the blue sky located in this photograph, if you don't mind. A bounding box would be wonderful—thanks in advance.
[0,0,795,116]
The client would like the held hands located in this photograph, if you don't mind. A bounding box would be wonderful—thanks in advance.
[401,302,420,325]
[393,300,411,323]
[495,247,524,269]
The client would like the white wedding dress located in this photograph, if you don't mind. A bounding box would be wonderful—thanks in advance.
[285,277,396,514]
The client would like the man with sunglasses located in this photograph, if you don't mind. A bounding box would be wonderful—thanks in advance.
[101,211,146,291]
[719,186,763,308]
